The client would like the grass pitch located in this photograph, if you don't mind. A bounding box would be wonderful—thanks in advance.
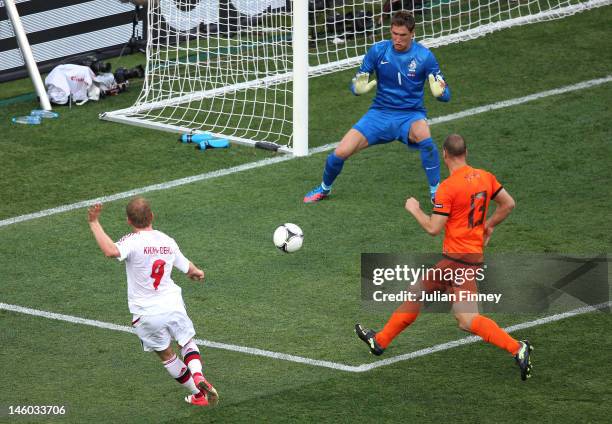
[0,6,611,423]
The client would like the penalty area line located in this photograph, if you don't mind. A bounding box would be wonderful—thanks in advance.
[309,75,612,154]
[1,301,609,373]
[353,301,612,372]
[0,302,356,372]
[0,75,610,229]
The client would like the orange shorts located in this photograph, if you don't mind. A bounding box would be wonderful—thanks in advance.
[421,255,482,294]
[396,255,483,313]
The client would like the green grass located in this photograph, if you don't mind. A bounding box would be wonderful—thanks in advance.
[2,7,611,220]
[0,7,611,423]
[1,308,610,422]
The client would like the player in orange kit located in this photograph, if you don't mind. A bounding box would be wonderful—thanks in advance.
[356,134,533,380]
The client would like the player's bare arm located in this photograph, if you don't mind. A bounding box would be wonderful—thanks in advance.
[484,189,515,246]
[187,262,205,281]
[405,197,447,236]
[87,203,120,258]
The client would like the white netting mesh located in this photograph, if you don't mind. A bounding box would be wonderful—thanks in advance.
[102,0,609,151]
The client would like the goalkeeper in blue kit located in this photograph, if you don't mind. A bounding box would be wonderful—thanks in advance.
[304,11,451,204]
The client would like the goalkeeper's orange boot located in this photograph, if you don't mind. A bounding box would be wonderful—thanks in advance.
[193,372,219,406]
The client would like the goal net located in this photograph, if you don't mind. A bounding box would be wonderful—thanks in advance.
[101,0,609,155]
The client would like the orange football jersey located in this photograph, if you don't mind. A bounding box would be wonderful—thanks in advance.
[432,165,503,255]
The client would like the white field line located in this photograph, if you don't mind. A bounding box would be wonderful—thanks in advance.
[1,75,611,229]
[0,302,358,372]
[0,155,295,228]
[308,75,612,155]
[1,301,609,373]
[352,301,612,372]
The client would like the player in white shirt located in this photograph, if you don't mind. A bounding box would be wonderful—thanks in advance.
[87,196,218,407]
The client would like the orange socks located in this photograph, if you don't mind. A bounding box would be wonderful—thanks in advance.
[373,311,520,355]
[470,315,520,355]
[375,312,419,348]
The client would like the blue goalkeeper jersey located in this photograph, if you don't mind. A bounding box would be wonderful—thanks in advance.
[358,40,445,112]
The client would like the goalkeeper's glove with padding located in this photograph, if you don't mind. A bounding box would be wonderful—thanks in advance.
[428,73,445,97]
[428,73,450,102]
[351,72,377,96]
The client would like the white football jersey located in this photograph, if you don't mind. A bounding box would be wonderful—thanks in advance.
[115,230,190,315]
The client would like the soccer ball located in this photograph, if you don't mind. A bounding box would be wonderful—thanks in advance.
[273,223,304,253]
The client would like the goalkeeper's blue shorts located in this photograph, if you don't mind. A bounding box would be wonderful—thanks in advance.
[353,108,427,146]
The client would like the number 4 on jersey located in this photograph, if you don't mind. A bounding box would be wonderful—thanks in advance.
[151,259,166,290]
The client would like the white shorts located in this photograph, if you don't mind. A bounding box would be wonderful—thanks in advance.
[132,310,196,352]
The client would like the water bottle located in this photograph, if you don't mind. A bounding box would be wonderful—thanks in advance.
[195,138,230,150]
[179,132,214,143]
[31,109,59,119]
[12,115,42,125]
[207,138,230,148]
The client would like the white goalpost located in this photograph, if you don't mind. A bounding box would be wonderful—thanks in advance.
[3,0,52,111]
[100,0,610,156]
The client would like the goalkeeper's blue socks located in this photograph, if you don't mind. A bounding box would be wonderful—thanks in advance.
[322,152,345,188]
[415,137,440,194]
[304,152,344,203]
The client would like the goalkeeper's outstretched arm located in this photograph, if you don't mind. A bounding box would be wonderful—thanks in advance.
[350,72,377,96]
[428,74,451,102]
